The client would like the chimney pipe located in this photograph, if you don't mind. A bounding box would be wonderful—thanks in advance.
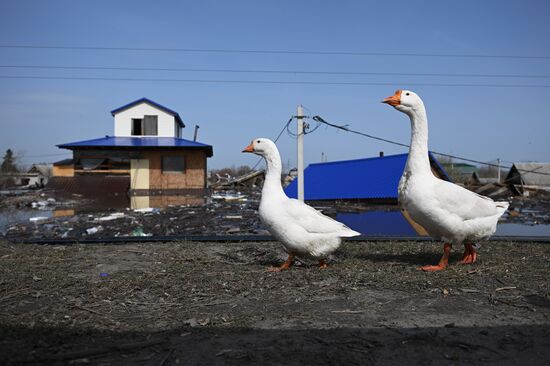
[379,151,384,157]
[193,125,200,142]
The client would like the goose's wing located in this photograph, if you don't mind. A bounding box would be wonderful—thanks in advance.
[284,198,360,236]
[432,179,501,221]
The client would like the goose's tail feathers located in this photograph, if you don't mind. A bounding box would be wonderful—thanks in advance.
[495,201,510,217]
[338,228,362,238]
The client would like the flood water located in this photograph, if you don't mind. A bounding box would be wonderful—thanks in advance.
[494,223,550,237]
[0,209,53,232]
[336,210,550,238]
[1,191,550,239]
[336,211,419,237]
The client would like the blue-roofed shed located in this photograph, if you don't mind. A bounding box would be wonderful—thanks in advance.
[284,152,450,202]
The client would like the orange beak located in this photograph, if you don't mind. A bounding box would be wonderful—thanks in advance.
[242,142,254,153]
[382,90,402,107]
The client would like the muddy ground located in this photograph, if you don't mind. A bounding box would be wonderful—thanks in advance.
[1,239,549,365]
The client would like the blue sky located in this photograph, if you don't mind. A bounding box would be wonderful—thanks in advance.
[0,0,549,171]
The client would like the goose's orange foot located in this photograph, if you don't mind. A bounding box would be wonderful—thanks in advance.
[318,259,328,269]
[420,264,448,272]
[267,254,294,273]
[420,243,451,272]
[459,253,477,265]
[459,243,477,265]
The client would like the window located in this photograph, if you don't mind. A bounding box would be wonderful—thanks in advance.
[132,119,142,135]
[131,115,158,136]
[162,156,185,174]
[143,115,158,135]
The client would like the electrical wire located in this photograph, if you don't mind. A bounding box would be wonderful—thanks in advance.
[310,115,550,177]
[1,75,549,88]
[251,117,294,170]
[1,44,549,60]
[2,64,549,79]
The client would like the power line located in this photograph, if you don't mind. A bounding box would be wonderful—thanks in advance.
[251,117,294,170]
[1,64,549,79]
[1,75,549,88]
[310,115,550,177]
[1,44,549,60]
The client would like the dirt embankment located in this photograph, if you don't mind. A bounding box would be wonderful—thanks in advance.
[1,239,549,365]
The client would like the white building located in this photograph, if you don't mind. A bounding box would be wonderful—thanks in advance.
[112,97,184,138]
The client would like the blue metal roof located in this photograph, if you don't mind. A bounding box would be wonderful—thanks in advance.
[110,98,185,127]
[58,136,213,157]
[284,153,450,200]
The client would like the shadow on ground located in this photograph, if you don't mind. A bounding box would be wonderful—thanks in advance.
[1,323,549,365]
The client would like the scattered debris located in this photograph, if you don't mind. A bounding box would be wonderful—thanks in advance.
[85,226,103,235]
[212,170,265,189]
[1,186,549,242]
[131,227,152,237]
[495,286,517,292]
[133,208,159,213]
[29,216,49,223]
[95,213,125,222]
[211,192,247,201]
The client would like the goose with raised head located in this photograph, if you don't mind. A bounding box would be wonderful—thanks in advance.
[243,138,361,271]
[382,90,509,271]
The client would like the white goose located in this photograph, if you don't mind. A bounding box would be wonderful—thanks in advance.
[243,138,361,271]
[382,90,509,271]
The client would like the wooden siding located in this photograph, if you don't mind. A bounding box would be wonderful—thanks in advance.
[52,165,74,177]
[145,150,206,190]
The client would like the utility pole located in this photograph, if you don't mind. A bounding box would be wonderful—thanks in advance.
[497,158,501,183]
[297,105,305,201]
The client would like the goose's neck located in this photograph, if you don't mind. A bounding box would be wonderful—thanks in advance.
[405,107,432,175]
[262,150,286,199]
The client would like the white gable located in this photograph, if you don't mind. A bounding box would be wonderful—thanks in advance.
[113,102,182,138]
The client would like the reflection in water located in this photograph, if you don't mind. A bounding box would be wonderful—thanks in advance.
[336,210,420,237]
[131,196,150,210]
[0,195,207,231]
[337,210,550,238]
[496,223,550,237]
[130,195,206,210]
[53,209,75,217]
[0,209,53,232]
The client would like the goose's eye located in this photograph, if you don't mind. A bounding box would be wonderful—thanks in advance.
[257,140,261,143]
[406,92,410,96]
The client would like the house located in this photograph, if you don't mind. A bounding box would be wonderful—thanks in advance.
[504,162,550,194]
[284,152,450,203]
[440,162,478,183]
[51,98,213,201]
[26,164,52,188]
[471,171,500,185]
[0,164,51,188]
